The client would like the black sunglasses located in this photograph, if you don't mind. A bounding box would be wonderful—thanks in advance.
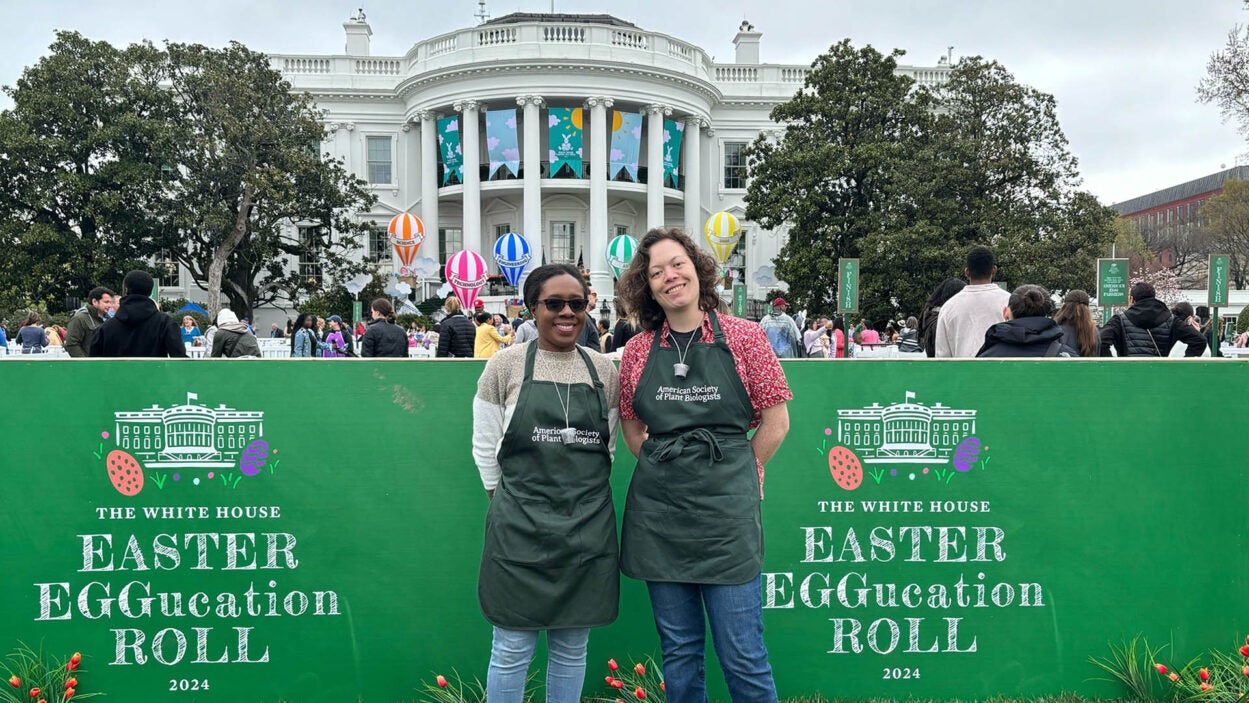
[536,298,589,313]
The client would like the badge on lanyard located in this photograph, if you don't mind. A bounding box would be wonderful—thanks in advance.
[560,426,578,445]
[670,329,696,381]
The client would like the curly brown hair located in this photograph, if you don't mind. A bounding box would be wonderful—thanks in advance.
[617,227,726,331]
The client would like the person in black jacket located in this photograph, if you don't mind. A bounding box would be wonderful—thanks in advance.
[361,298,409,358]
[436,295,476,358]
[89,271,187,358]
[976,285,1078,358]
[1099,282,1207,357]
[918,278,966,358]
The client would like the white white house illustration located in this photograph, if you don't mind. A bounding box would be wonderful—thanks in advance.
[114,392,264,469]
[836,391,976,464]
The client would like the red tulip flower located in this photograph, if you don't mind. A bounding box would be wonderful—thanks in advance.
[1200,668,1210,682]
[1243,665,1249,678]
[1200,683,1213,692]
[7,677,19,688]
[67,652,81,672]
[37,699,45,703]
[436,675,448,688]
[1169,673,1181,682]
[28,688,40,698]
[65,688,75,700]
[608,659,619,671]
[1242,644,1249,657]
[611,679,624,689]
[1155,664,1168,675]
[660,682,666,692]
[64,679,76,689]
[634,686,646,700]
[605,676,615,684]
[635,663,646,675]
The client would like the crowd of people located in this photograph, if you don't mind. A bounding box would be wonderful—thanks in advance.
[763,245,1234,359]
[4,245,1245,361]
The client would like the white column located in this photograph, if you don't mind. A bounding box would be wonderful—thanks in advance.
[417,111,440,271]
[586,96,614,299]
[518,95,545,286]
[646,104,671,231]
[683,117,703,238]
[455,100,483,253]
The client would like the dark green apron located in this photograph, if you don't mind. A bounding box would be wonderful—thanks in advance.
[478,343,619,629]
[620,310,762,584]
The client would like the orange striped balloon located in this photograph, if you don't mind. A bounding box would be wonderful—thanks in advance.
[388,213,426,267]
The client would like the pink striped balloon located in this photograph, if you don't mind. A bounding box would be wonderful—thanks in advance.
[445,250,488,311]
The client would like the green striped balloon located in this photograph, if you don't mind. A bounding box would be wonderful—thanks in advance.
[606,234,638,278]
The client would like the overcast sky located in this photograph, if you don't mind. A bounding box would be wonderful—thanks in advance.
[1,0,1244,205]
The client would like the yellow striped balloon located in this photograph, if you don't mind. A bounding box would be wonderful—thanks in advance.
[704,211,742,265]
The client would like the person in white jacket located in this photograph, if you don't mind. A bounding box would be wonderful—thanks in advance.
[934,246,1011,358]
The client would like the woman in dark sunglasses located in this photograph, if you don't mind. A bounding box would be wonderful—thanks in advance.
[615,227,792,703]
[471,263,621,703]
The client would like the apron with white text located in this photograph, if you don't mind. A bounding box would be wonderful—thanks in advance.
[478,343,619,629]
[620,310,761,584]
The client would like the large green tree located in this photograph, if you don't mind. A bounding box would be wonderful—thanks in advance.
[743,40,930,318]
[745,46,1116,320]
[153,41,377,319]
[0,32,173,313]
[0,33,378,320]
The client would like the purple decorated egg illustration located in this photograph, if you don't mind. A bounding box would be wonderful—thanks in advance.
[953,436,981,472]
[238,439,269,476]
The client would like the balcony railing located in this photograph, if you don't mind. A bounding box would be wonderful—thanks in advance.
[271,21,950,93]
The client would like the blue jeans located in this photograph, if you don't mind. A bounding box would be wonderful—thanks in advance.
[646,577,777,703]
[487,626,590,703]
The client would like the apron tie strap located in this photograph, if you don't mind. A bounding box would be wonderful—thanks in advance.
[653,428,724,466]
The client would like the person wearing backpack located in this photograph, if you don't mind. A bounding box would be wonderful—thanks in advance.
[976,285,1078,358]
[1099,282,1207,357]
[210,309,262,358]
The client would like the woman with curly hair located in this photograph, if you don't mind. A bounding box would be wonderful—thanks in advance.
[616,227,791,703]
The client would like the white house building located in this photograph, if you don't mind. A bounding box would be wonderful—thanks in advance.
[160,11,952,320]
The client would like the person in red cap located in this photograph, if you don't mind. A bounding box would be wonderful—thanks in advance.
[759,297,802,358]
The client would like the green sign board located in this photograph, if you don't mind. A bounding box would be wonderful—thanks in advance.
[0,360,1245,701]
[1209,254,1231,307]
[352,300,363,328]
[1097,258,1129,306]
[837,258,859,313]
[733,283,746,317]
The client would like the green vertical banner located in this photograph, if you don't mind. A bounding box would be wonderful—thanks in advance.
[733,283,746,317]
[548,107,583,177]
[1096,258,1129,306]
[1209,254,1231,307]
[437,116,463,185]
[663,119,685,187]
[352,300,362,328]
[838,258,860,313]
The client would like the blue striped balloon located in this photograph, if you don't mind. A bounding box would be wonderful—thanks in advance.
[493,232,532,287]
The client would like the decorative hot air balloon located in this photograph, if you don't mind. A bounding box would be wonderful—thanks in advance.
[606,234,638,279]
[704,211,742,266]
[492,232,531,287]
[445,250,489,311]
[388,213,426,272]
